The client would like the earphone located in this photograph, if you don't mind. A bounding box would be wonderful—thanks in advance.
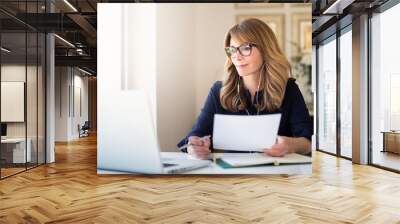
[237,63,266,116]
[237,72,261,116]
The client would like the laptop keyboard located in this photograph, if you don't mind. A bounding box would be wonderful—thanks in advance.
[162,163,177,168]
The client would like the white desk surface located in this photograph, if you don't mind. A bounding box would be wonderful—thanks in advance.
[1,138,27,144]
[98,152,312,175]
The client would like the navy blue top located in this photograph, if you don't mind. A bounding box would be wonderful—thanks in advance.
[177,78,313,152]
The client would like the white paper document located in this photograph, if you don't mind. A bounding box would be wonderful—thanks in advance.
[212,113,281,152]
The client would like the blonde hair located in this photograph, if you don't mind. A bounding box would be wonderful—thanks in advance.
[220,18,292,112]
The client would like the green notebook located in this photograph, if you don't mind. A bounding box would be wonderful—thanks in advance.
[216,153,312,169]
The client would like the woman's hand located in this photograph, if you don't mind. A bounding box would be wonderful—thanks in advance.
[263,136,292,157]
[187,136,211,159]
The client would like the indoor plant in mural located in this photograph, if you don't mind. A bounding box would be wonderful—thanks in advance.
[290,41,313,115]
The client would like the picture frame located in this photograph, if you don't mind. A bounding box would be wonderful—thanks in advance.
[291,13,312,55]
[234,3,284,9]
[236,14,285,51]
[285,3,312,8]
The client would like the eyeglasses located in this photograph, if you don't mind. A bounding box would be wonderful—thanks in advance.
[225,43,256,57]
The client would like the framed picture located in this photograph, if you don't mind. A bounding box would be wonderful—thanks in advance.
[285,3,312,8]
[236,14,285,51]
[290,13,313,115]
[291,13,312,54]
[300,21,312,53]
[234,3,284,9]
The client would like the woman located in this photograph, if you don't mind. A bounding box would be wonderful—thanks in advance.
[177,18,313,159]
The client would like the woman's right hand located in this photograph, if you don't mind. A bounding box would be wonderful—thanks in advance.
[187,136,211,159]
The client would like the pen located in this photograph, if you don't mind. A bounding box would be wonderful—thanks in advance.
[178,135,211,151]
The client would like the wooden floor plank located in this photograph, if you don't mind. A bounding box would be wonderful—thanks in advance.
[1,134,400,223]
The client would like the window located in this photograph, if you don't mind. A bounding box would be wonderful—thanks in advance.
[371,3,400,171]
[0,1,46,179]
[317,36,337,154]
[339,27,352,158]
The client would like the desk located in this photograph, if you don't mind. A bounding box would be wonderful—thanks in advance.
[98,152,312,175]
[1,138,31,163]
[381,131,400,154]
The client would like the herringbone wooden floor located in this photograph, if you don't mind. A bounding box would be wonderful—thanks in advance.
[1,135,400,223]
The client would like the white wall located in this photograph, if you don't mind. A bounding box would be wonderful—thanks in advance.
[1,65,37,138]
[1,65,26,144]
[55,67,89,141]
[72,74,89,137]
[1,64,46,163]
[1,66,23,143]
[126,4,157,128]
[193,4,233,115]
[55,67,69,141]
[156,4,197,151]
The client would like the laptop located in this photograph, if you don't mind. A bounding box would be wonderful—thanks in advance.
[97,90,211,174]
